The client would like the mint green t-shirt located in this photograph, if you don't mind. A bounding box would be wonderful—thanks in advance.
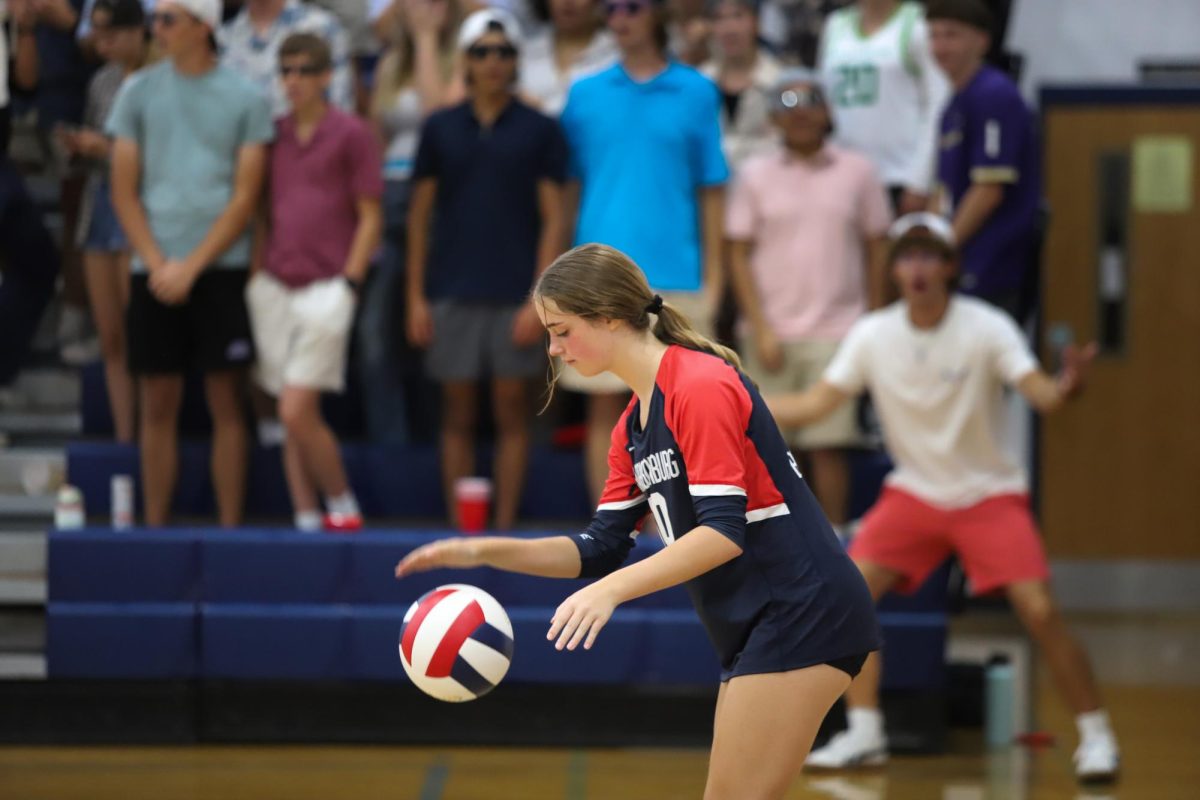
[106,61,274,272]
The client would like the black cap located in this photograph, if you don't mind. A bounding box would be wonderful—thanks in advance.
[92,0,146,28]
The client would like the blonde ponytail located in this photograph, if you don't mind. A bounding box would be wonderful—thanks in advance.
[651,301,741,370]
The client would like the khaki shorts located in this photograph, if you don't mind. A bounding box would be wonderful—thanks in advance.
[742,337,860,449]
[246,272,355,395]
[558,290,714,395]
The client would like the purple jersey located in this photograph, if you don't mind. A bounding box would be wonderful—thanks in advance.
[937,65,1041,299]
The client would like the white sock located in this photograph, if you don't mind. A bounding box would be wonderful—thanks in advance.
[327,491,360,517]
[847,707,884,739]
[1076,709,1114,743]
[295,510,323,531]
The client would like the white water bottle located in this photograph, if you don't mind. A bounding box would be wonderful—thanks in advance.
[54,485,86,530]
[111,475,134,530]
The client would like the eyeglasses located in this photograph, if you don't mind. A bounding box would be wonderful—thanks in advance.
[466,43,517,60]
[278,63,323,77]
[774,86,826,111]
[604,1,650,17]
[151,11,180,27]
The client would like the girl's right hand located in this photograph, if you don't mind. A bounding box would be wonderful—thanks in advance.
[395,538,481,578]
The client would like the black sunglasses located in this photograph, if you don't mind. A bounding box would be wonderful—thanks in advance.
[278,63,323,77]
[151,10,180,27]
[466,43,517,60]
[605,1,650,16]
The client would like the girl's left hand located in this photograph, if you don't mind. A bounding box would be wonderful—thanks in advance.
[547,582,620,652]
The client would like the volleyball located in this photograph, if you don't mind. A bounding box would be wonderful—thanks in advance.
[399,584,515,702]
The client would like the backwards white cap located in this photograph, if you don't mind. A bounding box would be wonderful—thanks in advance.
[456,8,522,52]
[888,212,956,246]
[161,0,221,30]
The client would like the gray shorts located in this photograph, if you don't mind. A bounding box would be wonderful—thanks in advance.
[426,302,545,382]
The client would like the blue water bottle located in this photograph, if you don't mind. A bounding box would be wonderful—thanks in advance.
[985,656,1015,748]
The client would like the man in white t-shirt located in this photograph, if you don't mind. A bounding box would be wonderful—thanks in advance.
[769,212,1119,784]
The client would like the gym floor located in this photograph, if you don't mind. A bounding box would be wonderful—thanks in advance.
[3,612,1197,800]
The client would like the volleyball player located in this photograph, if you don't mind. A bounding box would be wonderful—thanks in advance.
[396,243,881,800]
[769,213,1119,783]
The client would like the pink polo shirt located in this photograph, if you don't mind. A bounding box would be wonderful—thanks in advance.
[265,108,384,288]
[726,144,891,341]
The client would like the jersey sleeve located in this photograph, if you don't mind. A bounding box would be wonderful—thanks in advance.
[987,311,1039,385]
[569,404,647,578]
[967,84,1030,185]
[823,317,873,395]
[666,371,752,548]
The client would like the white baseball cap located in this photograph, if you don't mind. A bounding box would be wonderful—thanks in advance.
[888,212,956,246]
[456,8,522,53]
[160,0,221,30]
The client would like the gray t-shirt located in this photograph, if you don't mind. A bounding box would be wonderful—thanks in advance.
[106,61,274,272]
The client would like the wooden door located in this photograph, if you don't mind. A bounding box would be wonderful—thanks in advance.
[1040,90,1200,559]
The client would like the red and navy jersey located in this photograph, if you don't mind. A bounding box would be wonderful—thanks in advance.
[571,346,880,678]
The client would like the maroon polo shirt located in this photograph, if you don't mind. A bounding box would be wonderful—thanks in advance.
[265,108,383,287]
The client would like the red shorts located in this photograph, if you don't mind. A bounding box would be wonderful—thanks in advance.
[848,487,1051,595]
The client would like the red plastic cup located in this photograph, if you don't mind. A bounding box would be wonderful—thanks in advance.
[455,477,492,534]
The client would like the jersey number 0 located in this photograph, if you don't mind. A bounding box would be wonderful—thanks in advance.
[648,492,675,546]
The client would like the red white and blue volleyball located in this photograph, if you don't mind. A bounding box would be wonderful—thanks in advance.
[399,584,515,702]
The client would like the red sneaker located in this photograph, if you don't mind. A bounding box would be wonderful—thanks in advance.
[323,512,363,533]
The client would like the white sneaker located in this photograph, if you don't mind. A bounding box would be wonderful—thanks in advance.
[806,729,888,770]
[1074,736,1120,784]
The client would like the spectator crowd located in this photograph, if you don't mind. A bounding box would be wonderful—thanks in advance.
[0,0,1041,532]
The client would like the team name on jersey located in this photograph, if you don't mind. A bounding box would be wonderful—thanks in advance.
[633,448,681,491]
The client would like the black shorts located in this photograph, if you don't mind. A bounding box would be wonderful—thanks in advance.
[826,652,871,680]
[127,269,255,374]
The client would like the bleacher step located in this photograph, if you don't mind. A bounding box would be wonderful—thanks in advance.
[0,654,46,679]
[0,369,80,413]
[0,531,46,573]
[0,494,55,519]
[0,411,81,437]
[0,578,46,605]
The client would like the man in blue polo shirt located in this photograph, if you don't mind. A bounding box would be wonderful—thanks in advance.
[406,8,567,531]
[557,0,729,503]
[928,0,1040,320]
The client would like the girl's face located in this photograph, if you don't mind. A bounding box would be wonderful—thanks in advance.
[92,10,144,62]
[711,1,756,58]
[549,0,599,34]
[537,297,620,377]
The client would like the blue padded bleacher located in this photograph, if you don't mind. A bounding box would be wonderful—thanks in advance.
[66,442,589,521]
[47,529,945,691]
[46,602,196,678]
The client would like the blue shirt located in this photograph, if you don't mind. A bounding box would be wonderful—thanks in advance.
[573,346,880,679]
[107,62,274,272]
[412,99,567,305]
[561,63,729,292]
[937,65,1041,298]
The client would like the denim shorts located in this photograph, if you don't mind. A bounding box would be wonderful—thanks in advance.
[82,177,128,253]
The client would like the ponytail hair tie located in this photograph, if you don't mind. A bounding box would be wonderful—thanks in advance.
[645,294,664,315]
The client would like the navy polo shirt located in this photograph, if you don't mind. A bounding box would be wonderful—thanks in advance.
[412,99,567,304]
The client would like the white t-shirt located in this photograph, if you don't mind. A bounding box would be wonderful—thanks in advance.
[818,2,949,192]
[824,296,1038,508]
